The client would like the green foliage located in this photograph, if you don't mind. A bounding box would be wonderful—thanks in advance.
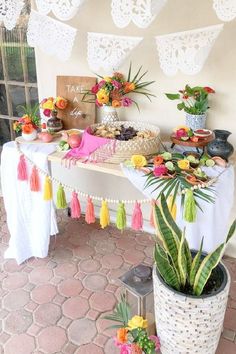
[103,293,131,328]
[154,194,236,296]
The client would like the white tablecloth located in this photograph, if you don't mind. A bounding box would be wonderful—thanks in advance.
[1,142,58,264]
[122,159,235,253]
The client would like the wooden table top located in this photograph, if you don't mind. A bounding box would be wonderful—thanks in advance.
[170,134,214,148]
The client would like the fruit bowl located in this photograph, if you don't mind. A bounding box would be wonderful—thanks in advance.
[193,129,212,138]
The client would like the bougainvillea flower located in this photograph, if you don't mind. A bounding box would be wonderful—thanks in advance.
[153,164,168,177]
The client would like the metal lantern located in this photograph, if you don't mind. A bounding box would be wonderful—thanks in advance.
[119,263,155,335]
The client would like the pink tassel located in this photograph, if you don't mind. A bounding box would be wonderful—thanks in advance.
[17,155,28,181]
[30,166,40,192]
[150,200,156,228]
[131,202,143,231]
[85,197,95,224]
[70,191,81,219]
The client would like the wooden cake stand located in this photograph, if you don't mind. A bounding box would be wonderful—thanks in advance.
[170,133,214,154]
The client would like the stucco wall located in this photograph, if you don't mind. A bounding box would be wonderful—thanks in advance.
[34,0,236,256]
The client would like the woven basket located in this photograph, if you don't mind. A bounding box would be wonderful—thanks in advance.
[88,121,160,164]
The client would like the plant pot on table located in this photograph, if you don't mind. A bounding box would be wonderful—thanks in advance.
[101,105,119,124]
[185,113,207,130]
[21,129,37,141]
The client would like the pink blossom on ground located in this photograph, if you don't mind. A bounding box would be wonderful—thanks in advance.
[122,97,133,107]
[153,164,168,177]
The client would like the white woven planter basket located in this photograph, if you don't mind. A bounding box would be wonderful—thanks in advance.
[153,265,230,354]
[89,121,160,164]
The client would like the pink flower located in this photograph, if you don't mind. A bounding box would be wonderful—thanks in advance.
[149,335,161,352]
[153,164,168,177]
[43,109,51,117]
[122,97,133,107]
[175,128,187,139]
[91,84,99,94]
[95,99,102,107]
[111,80,122,90]
[98,80,106,89]
[120,344,131,354]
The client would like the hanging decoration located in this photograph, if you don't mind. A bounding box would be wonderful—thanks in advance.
[87,32,143,71]
[27,10,77,62]
[213,0,236,21]
[155,24,224,76]
[0,0,24,30]
[35,0,85,21]
[111,0,167,28]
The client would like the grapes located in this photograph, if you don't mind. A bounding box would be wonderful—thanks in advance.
[115,125,138,141]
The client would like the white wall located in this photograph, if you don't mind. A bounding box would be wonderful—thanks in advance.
[34,0,236,256]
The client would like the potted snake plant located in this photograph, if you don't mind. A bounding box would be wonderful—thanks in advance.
[153,194,236,354]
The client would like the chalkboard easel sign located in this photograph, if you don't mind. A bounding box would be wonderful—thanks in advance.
[56,76,97,130]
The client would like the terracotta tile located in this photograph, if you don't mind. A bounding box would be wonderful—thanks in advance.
[93,333,108,347]
[4,309,32,334]
[222,329,235,341]
[29,267,53,284]
[53,294,66,305]
[62,296,89,319]
[62,342,77,354]
[75,271,87,280]
[34,303,61,326]
[4,333,35,354]
[3,260,24,273]
[27,323,41,336]
[50,276,63,285]
[83,274,108,291]
[104,337,120,353]
[79,259,100,273]
[58,278,83,297]
[58,316,72,329]
[68,318,97,346]
[216,338,236,354]
[3,289,30,311]
[0,309,9,319]
[0,332,10,344]
[101,254,123,269]
[24,301,38,312]
[54,262,78,278]
[73,245,94,258]
[95,240,116,254]
[38,326,67,353]
[80,288,93,299]
[99,268,109,275]
[116,238,135,250]
[31,284,56,304]
[224,308,236,331]
[106,284,118,293]
[75,343,104,354]
[90,292,116,312]
[52,248,73,262]
[123,249,145,264]
[229,281,236,300]
[86,309,100,321]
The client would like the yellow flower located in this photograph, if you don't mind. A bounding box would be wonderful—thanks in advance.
[173,125,189,133]
[104,76,112,82]
[131,155,147,168]
[127,316,148,330]
[96,89,109,105]
[42,99,54,110]
[177,159,190,170]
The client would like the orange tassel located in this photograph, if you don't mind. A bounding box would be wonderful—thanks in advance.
[17,155,27,181]
[85,197,95,224]
[150,200,156,228]
[30,166,40,192]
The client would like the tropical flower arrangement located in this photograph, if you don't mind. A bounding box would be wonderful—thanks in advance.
[82,64,155,110]
[40,96,68,117]
[165,84,215,115]
[105,295,160,354]
[13,104,41,134]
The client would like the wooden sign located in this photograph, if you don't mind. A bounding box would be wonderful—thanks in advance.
[56,76,97,130]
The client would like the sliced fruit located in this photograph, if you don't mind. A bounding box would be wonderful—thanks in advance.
[190,136,199,142]
[205,159,215,167]
[165,161,175,171]
[161,152,172,161]
[180,136,189,141]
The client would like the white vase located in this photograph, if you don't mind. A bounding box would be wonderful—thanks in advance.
[101,105,119,124]
[153,264,230,354]
[21,129,37,141]
[185,113,207,130]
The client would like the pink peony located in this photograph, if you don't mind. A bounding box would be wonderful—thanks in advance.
[98,80,106,89]
[43,109,51,117]
[91,84,99,94]
[111,80,122,90]
[153,164,168,177]
[122,97,133,107]
[149,335,161,352]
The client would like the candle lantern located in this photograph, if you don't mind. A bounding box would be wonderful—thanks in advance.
[119,263,155,335]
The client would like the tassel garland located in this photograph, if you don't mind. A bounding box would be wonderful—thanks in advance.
[30,166,40,192]
[167,195,177,220]
[184,189,197,222]
[100,200,110,229]
[150,200,157,228]
[85,197,95,224]
[43,176,53,201]
[17,155,28,181]
[131,202,143,231]
[56,184,67,209]
[70,191,81,219]
[116,202,126,231]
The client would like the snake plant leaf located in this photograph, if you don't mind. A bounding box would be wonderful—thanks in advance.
[226,219,236,242]
[155,244,180,291]
[160,193,182,240]
[190,237,204,287]
[184,240,192,275]
[154,204,179,269]
[178,229,187,287]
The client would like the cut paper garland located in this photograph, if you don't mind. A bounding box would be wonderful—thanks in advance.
[27,10,77,62]
[0,0,24,30]
[155,24,224,76]
[213,0,236,21]
[35,0,85,21]
[87,32,143,72]
[111,0,167,28]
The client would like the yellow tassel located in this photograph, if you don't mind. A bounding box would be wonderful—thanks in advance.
[167,195,177,220]
[100,200,110,229]
[43,176,52,201]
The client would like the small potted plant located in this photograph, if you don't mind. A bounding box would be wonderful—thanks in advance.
[165,85,215,130]
[152,194,235,354]
[13,104,41,141]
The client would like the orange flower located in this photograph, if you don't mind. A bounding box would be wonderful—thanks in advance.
[124,82,135,93]
[23,115,31,124]
[117,328,128,344]
[55,97,67,110]
[153,155,164,166]
[22,124,34,134]
[112,100,121,108]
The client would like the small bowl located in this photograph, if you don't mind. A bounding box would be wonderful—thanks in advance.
[193,129,212,138]
[183,151,201,159]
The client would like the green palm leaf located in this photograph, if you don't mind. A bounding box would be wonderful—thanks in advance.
[103,293,131,327]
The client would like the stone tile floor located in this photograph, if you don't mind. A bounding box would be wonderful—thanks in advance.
[0,198,235,354]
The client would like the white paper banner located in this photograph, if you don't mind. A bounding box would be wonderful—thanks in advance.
[87,32,143,72]
[213,0,236,21]
[0,0,24,30]
[155,24,224,76]
[35,0,85,21]
[111,0,167,28]
[27,10,77,61]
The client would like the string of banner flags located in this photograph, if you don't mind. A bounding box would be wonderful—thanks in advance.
[0,0,235,75]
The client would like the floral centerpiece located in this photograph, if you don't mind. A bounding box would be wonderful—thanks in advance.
[13,104,41,141]
[40,96,68,132]
[105,295,160,354]
[82,64,155,123]
[165,84,215,130]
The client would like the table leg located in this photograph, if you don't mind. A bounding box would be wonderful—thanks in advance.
[171,143,175,149]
